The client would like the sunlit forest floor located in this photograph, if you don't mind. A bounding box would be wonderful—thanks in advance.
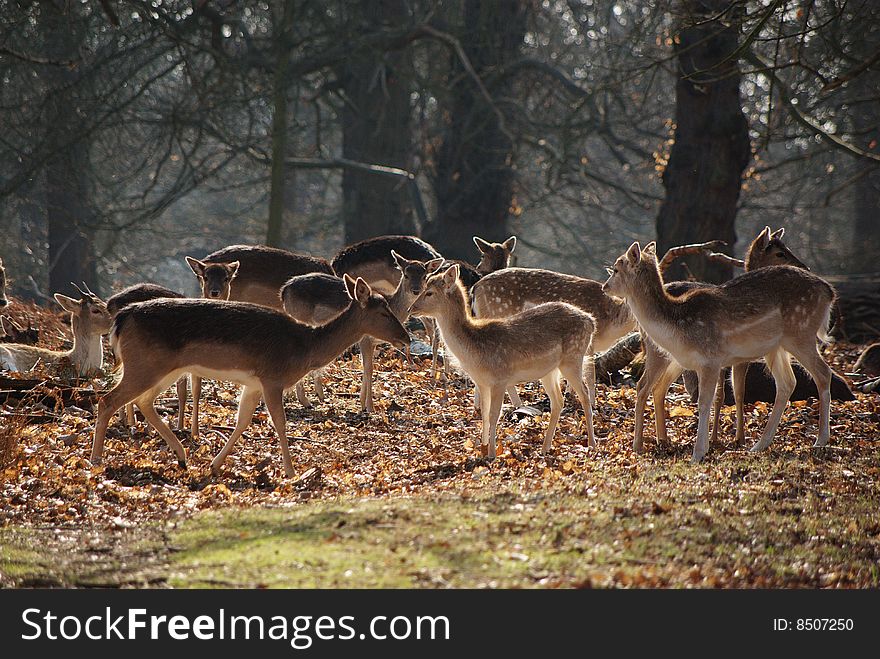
[1,302,879,588]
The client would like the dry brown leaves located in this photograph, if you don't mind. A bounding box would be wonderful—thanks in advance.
[1,301,879,588]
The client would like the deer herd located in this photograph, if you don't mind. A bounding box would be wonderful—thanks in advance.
[0,227,843,477]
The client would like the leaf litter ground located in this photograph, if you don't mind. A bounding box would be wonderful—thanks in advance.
[1,307,878,587]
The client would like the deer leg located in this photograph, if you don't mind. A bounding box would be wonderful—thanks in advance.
[124,403,135,427]
[295,380,312,408]
[506,385,524,408]
[583,354,596,407]
[190,375,203,439]
[312,368,326,403]
[561,358,595,448]
[93,372,166,464]
[423,317,439,380]
[264,385,296,477]
[693,365,720,463]
[750,350,795,453]
[175,375,188,431]
[359,336,376,413]
[731,362,748,443]
[785,341,832,447]
[635,341,670,452]
[653,362,683,445]
[484,384,505,460]
[710,373,725,445]
[136,389,187,468]
[211,386,262,475]
[540,371,564,453]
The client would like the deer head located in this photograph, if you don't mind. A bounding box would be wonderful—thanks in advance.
[186,256,240,300]
[746,226,808,271]
[54,292,113,339]
[342,274,410,349]
[408,264,461,317]
[602,242,658,299]
[474,236,517,275]
[391,251,445,296]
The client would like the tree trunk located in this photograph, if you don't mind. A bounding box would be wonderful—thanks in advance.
[851,19,880,274]
[41,1,97,296]
[655,1,751,284]
[425,0,527,261]
[266,0,296,248]
[340,0,415,244]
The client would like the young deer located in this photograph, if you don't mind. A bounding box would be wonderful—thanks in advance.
[452,235,518,288]
[472,267,636,406]
[409,264,595,459]
[185,245,333,438]
[0,292,112,376]
[430,236,518,378]
[186,244,334,308]
[331,235,516,379]
[603,241,834,462]
[331,235,441,295]
[107,283,188,431]
[634,227,809,452]
[91,276,410,477]
[282,252,443,412]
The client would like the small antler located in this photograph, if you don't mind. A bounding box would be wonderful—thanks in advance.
[658,240,738,274]
[70,281,97,300]
[706,251,746,269]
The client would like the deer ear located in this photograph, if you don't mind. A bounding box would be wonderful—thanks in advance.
[425,257,445,274]
[770,227,785,240]
[502,236,517,252]
[625,242,641,264]
[442,264,460,290]
[227,261,240,278]
[391,250,408,271]
[643,241,657,255]
[473,236,491,253]
[185,256,206,277]
[54,293,80,314]
[354,277,372,307]
[756,226,771,247]
[342,273,357,299]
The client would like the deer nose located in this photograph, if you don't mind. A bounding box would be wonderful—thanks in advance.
[0,298,7,307]
[209,290,221,298]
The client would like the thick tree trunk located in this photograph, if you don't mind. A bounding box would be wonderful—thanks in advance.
[655,1,751,284]
[424,0,527,261]
[42,1,97,296]
[341,0,415,244]
[851,19,880,274]
[266,0,296,248]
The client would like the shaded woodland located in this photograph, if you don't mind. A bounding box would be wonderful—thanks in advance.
[0,0,878,301]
